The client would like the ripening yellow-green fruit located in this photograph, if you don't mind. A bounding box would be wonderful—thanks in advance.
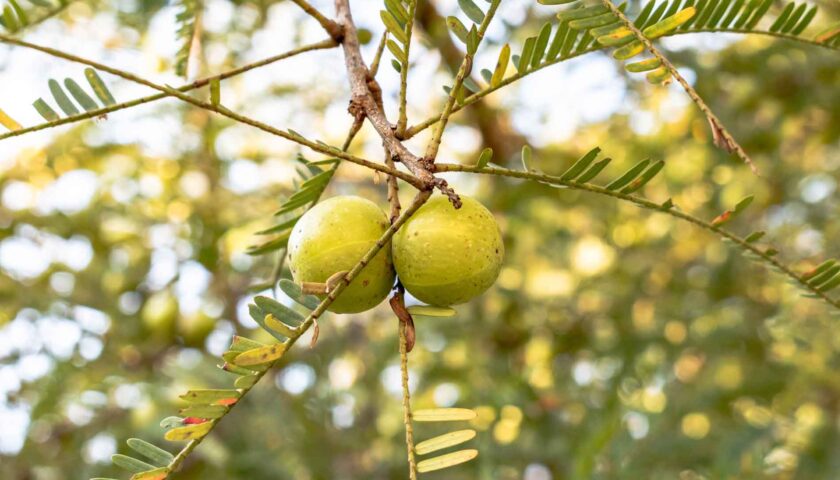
[393,195,504,306]
[141,291,178,339]
[178,309,216,347]
[288,195,395,313]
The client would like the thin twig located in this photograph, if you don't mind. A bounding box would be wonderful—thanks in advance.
[370,31,390,77]
[435,163,840,312]
[396,0,418,137]
[0,38,338,142]
[402,27,837,139]
[423,0,501,162]
[404,45,599,139]
[385,147,402,222]
[599,0,758,173]
[334,0,435,188]
[0,35,426,187]
[289,0,344,41]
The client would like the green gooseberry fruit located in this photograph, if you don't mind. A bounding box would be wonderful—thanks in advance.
[393,194,504,306]
[288,195,395,314]
[141,291,178,339]
[177,309,216,347]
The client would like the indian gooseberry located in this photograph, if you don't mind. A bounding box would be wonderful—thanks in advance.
[288,195,395,314]
[177,309,216,347]
[141,291,178,339]
[392,194,504,306]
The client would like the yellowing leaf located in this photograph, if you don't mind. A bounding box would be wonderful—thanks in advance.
[130,468,170,480]
[643,7,696,39]
[814,23,840,43]
[265,314,297,337]
[415,429,477,455]
[416,449,479,473]
[164,421,213,441]
[490,44,510,88]
[413,408,477,422]
[234,343,287,366]
[0,108,22,131]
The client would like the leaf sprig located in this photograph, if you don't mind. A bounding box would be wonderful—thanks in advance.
[247,156,338,256]
[441,146,840,313]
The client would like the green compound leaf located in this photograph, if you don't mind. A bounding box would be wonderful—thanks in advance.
[254,296,304,325]
[234,374,260,389]
[576,157,612,183]
[458,0,485,24]
[111,454,155,473]
[605,159,651,191]
[64,78,99,112]
[476,147,493,168]
[620,160,664,193]
[381,10,407,43]
[278,279,321,310]
[447,15,469,43]
[84,68,116,106]
[561,146,601,181]
[48,79,79,116]
[159,416,184,430]
[126,438,175,466]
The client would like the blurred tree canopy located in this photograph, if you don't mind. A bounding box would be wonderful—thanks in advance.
[0,0,839,479]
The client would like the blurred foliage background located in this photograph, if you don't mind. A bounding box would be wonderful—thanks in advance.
[1,0,839,479]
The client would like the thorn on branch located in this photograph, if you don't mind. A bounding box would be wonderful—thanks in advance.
[708,117,735,154]
[708,117,759,175]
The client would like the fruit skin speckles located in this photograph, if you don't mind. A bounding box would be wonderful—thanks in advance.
[392,195,504,307]
[287,195,395,314]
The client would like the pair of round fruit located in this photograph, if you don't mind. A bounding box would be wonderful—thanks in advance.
[287,194,504,313]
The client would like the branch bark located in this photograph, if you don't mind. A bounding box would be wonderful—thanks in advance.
[0,34,426,187]
[0,37,338,142]
[334,0,460,206]
[335,0,431,184]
